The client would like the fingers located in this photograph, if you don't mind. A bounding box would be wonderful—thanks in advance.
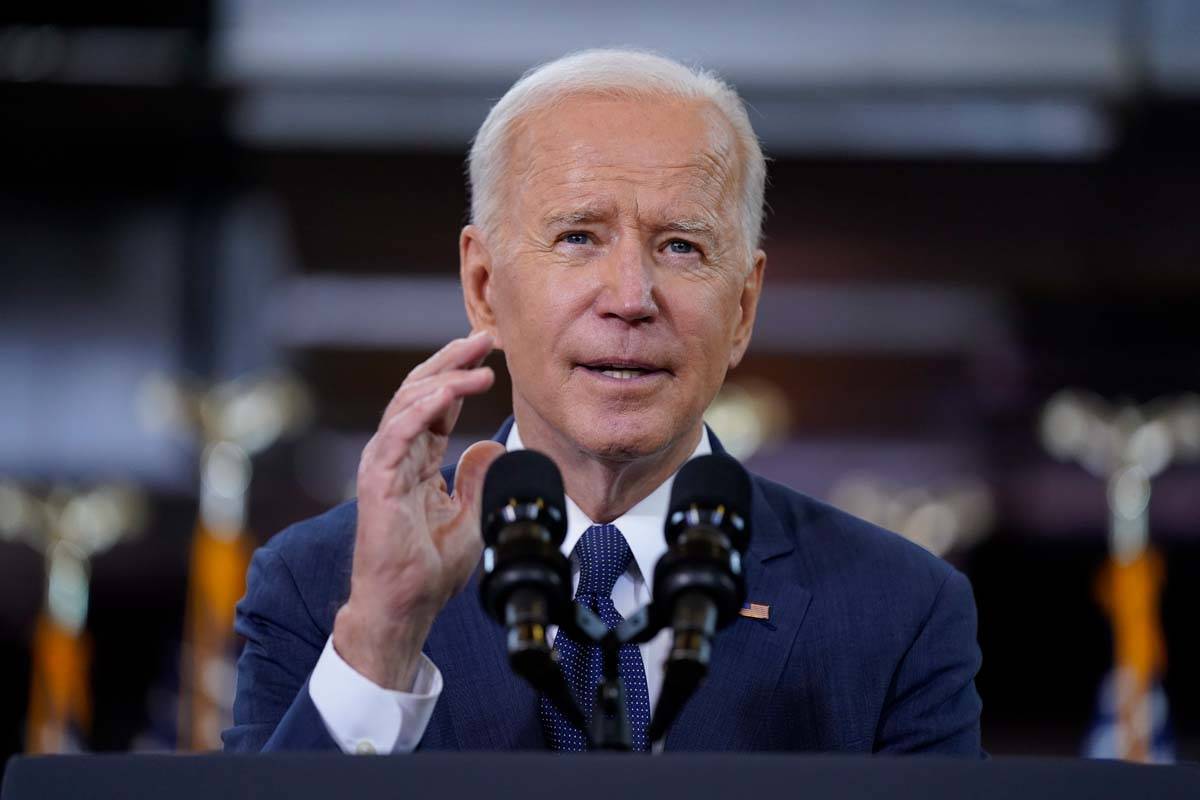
[402,331,492,392]
[371,368,496,471]
[361,334,497,500]
[388,367,494,423]
[378,331,491,426]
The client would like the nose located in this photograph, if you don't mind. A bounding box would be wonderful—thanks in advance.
[595,235,658,323]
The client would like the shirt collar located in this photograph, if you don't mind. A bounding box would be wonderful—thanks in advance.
[504,422,712,586]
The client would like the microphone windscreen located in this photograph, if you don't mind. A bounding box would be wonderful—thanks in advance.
[481,449,566,543]
[667,453,752,546]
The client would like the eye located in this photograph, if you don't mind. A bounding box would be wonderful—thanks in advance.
[666,239,697,254]
[561,232,591,245]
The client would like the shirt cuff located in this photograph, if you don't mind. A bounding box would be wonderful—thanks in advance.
[308,635,443,754]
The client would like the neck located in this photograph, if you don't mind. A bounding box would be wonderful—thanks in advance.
[511,402,702,524]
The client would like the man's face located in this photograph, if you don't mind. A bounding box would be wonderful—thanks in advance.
[466,94,764,461]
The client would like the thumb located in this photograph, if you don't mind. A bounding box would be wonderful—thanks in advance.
[452,439,507,514]
[443,440,506,591]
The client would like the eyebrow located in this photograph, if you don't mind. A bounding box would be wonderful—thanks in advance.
[657,218,718,240]
[542,207,720,244]
[542,207,614,228]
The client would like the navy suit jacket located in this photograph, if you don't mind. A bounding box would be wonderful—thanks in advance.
[223,419,983,755]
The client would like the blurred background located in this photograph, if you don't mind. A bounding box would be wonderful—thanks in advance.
[2,0,1199,773]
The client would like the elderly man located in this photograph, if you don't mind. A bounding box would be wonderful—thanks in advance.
[223,49,982,755]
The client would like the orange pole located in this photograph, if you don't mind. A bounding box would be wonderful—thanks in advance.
[1094,549,1166,762]
[25,614,92,753]
[178,521,252,751]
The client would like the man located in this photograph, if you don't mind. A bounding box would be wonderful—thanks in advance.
[223,49,983,755]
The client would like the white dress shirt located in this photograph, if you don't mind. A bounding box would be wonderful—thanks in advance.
[309,422,711,753]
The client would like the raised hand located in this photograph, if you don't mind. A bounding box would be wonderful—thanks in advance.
[332,331,506,690]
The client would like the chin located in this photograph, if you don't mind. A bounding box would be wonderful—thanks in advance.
[566,409,680,462]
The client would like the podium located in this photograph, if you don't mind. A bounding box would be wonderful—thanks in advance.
[3,753,1198,800]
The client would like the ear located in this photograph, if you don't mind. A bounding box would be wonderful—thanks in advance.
[460,224,504,349]
[728,249,766,370]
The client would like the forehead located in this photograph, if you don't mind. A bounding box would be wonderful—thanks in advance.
[505,94,742,224]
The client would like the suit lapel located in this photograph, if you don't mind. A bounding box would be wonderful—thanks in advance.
[663,476,813,751]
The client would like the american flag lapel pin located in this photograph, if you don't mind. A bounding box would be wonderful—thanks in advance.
[739,601,770,621]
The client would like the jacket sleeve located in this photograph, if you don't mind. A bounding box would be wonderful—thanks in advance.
[221,544,341,752]
[874,568,985,757]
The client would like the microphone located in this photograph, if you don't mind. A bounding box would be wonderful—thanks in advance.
[478,449,586,729]
[648,453,752,742]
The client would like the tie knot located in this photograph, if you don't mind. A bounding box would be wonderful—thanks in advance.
[574,524,633,598]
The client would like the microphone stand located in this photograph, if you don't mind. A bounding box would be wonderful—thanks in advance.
[550,604,661,751]
[592,631,630,750]
[539,594,722,751]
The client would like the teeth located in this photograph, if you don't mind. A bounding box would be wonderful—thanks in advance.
[600,369,642,380]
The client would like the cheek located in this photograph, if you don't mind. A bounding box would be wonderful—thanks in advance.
[492,263,587,361]
[671,283,739,364]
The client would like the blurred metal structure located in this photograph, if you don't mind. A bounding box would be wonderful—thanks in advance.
[704,379,792,462]
[0,482,146,753]
[1041,390,1200,762]
[828,475,994,558]
[1042,391,1200,558]
[706,377,996,558]
[141,370,311,750]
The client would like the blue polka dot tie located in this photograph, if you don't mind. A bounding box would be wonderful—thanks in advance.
[539,524,651,751]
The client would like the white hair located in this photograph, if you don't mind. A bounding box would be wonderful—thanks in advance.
[468,48,767,255]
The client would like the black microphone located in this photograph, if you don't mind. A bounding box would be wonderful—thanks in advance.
[648,453,752,742]
[478,449,586,730]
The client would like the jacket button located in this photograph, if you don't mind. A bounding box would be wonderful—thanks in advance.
[355,741,377,754]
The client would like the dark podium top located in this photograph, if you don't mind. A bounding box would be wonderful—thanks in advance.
[4,753,1198,800]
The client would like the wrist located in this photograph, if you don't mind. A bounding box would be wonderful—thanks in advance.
[332,600,434,692]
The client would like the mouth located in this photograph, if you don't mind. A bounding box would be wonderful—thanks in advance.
[576,359,669,382]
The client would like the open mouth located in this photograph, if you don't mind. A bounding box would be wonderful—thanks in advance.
[578,360,667,381]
